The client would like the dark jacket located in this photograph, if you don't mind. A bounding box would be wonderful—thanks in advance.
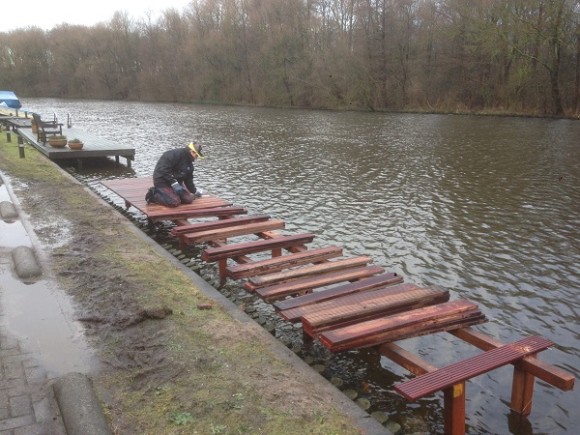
[153,148,196,193]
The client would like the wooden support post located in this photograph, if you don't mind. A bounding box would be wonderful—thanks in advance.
[450,327,574,391]
[219,258,227,286]
[443,383,466,435]
[381,344,467,435]
[17,135,24,158]
[272,247,282,257]
[511,360,535,416]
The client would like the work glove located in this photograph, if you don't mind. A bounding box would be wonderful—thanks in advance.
[178,189,195,204]
[194,187,204,198]
[171,182,184,193]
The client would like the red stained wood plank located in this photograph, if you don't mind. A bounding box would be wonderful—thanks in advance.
[145,198,234,218]
[171,215,271,236]
[319,300,483,352]
[247,256,373,289]
[281,283,421,322]
[101,177,241,220]
[300,286,450,337]
[227,246,344,280]
[148,207,247,221]
[180,219,286,244]
[202,233,316,262]
[256,265,385,302]
[273,272,403,312]
[394,336,553,401]
[449,328,575,391]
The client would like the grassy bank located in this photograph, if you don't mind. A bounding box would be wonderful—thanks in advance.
[0,133,369,434]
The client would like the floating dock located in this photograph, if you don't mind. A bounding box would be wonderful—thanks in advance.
[2,115,135,169]
[101,177,575,435]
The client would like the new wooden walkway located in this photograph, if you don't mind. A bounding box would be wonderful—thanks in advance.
[101,177,575,435]
[16,125,135,169]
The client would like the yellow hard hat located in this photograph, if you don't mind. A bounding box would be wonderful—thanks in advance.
[188,142,204,159]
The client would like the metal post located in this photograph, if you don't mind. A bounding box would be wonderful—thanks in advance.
[18,136,25,158]
[7,132,11,142]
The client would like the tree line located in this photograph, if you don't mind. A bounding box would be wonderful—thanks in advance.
[1,0,579,117]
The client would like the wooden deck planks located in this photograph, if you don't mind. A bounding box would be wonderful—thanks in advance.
[180,219,286,245]
[18,127,135,165]
[245,256,374,290]
[273,272,403,312]
[202,233,316,262]
[300,285,450,337]
[449,327,575,391]
[226,246,344,280]
[256,265,385,302]
[280,282,420,322]
[95,176,573,434]
[394,336,553,401]
[171,215,271,236]
[101,178,244,221]
[319,300,486,352]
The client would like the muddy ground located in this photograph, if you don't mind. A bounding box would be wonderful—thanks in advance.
[0,136,387,434]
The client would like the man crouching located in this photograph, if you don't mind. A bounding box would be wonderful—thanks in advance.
[146,142,204,207]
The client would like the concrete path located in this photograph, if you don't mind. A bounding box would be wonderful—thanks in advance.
[1,174,107,435]
[0,329,66,434]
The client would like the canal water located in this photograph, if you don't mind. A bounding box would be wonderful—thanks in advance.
[26,99,579,434]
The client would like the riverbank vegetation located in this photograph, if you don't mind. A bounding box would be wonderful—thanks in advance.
[1,0,579,117]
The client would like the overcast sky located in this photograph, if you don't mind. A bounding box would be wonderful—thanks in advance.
[4,1,193,32]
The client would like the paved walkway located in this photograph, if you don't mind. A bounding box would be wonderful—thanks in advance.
[1,177,66,434]
[0,329,66,434]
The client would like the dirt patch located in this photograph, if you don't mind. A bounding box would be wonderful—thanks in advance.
[1,138,376,434]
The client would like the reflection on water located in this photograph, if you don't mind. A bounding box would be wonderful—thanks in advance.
[28,99,580,434]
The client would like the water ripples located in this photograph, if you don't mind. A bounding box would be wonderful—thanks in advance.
[28,99,580,434]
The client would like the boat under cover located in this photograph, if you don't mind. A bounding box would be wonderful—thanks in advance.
[0,91,22,109]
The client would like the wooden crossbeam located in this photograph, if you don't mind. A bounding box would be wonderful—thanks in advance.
[273,272,403,312]
[449,327,574,392]
[394,336,553,401]
[227,246,344,280]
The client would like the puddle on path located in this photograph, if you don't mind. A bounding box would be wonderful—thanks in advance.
[0,262,99,377]
[0,183,99,378]
[0,217,31,247]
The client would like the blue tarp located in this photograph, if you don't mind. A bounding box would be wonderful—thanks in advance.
[0,91,22,109]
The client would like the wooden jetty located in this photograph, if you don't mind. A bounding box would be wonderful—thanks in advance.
[13,122,134,169]
[101,177,575,435]
[0,116,32,131]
